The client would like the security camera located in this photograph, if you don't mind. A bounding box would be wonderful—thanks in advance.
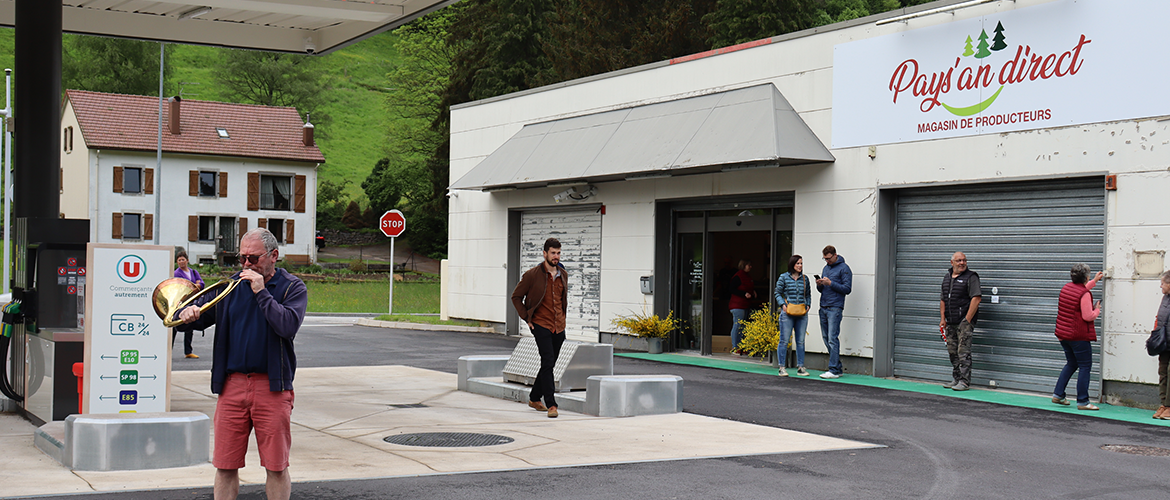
[304,37,317,54]
[553,185,597,203]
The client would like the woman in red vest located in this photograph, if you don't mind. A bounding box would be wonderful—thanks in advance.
[728,260,755,355]
[1052,263,1103,410]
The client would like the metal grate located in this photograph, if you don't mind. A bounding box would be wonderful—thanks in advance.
[384,432,515,448]
[387,403,428,409]
[1100,444,1170,457]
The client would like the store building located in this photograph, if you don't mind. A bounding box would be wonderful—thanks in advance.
[447,0,1170,405]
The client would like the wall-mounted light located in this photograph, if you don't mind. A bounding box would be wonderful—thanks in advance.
[178,6,211,20]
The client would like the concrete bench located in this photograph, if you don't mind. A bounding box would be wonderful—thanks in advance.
[36,411,210,471]
[584,375,684,417]
[458,355,510,391]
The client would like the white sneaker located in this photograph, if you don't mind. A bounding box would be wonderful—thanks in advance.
[796,367,809,376]
[819,371,840,379]
[778,367,789,377]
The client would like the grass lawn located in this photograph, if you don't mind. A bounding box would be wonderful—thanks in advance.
[372,315,483,327]
[304,280,438,313]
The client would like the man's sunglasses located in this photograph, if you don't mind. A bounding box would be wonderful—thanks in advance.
[238,250,272,265]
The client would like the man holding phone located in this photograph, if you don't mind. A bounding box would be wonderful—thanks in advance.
[816,245,852,379]
[940,252,982,391]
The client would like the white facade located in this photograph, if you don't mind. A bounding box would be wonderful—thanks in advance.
[449,0,1170,402]
[60,100,319,263]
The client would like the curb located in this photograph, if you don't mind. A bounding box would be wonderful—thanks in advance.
[355,317,496,333]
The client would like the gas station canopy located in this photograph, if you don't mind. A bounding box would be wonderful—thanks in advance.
[0,0,460,54]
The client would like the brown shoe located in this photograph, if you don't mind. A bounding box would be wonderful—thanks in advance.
[185,353,199,359]
[547,406,558,418]
[1155,406,1169,419]
[528,400,547,412]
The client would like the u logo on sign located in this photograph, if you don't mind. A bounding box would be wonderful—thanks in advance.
[116,255,147,283]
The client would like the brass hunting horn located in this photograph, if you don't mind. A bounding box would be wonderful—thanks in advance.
[152,277,246,327]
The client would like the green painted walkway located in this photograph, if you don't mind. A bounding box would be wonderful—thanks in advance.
[617,352,1170,428]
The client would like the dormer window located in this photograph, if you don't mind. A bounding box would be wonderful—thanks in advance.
[216,127,229,139]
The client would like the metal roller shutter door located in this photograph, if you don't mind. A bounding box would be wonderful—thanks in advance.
[520,208,602,342]
[893,177,1105,395]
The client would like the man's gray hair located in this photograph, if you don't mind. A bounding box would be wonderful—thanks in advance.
[242,228,279,253]
[1069,263,1091,284]
[1162,270,1170,284]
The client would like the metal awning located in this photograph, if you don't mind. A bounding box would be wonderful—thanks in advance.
[450,83,835,191]
[0,0,459,54]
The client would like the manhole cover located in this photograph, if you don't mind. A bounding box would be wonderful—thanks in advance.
[384,432,515,447]
[1101,444,1170,456]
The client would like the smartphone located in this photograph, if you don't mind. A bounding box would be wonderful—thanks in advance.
[1094,299,1102,309]
[814,275,822,280]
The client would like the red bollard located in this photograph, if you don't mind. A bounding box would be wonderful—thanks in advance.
[72,362,84,414]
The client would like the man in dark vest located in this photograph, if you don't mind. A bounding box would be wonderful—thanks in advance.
[940,251,982,391]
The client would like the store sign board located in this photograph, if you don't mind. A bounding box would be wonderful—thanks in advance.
[82,244,173,414]
[832,0,1170,148]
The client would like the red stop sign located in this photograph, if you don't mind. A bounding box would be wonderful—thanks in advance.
[379,210,406,237]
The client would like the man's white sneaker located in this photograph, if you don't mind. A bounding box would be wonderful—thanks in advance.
[796,367,809,376]
[778,367,789,377]
[819,371,840,379]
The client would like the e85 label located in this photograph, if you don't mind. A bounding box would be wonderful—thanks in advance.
[120,350,139,364]
[119,390,138,405]
[120,370,138,385]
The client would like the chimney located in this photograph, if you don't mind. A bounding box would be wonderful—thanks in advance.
[302,113,314,147]
[168,96,181,135]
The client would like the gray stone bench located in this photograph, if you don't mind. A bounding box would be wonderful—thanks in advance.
[36,411,210,471]
[584,375,684,417]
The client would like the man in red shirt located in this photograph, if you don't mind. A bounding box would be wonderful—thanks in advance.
[510,238,568,418]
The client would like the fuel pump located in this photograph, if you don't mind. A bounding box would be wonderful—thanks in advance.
[0,300,22,401]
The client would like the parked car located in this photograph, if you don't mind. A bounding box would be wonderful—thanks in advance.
[316,231,325,250]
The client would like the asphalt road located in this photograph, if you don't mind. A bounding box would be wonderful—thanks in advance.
[60,318,1170,499]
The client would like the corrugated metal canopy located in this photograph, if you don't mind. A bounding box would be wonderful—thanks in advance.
[0,0,459,54]
[450,83,835,191]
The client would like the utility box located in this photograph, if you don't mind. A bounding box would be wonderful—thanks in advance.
[640,275,653,294]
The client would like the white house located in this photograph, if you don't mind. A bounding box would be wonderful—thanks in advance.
[447,0,1170,406]
[61,90,324,265]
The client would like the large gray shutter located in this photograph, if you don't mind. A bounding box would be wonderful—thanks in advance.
[519,207,601,342]
[892,177,1105,395]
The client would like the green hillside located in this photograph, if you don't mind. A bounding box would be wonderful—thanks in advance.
[169,35,402,202]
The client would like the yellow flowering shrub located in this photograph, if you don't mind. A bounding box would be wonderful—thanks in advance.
[611,309,679,338]
[737,305,780,359]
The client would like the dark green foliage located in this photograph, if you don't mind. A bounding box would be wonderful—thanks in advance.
[342,200,364,229]
[214,49,331,131]
[316,179,351,230]
[703,0,814,48]
[62,35,173,96]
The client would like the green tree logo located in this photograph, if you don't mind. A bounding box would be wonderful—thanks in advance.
[991,21,1007,51]
[962,35,975,57]
[974,29,992,58]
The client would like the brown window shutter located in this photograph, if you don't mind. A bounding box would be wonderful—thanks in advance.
[294,175,306,213]
[112,213,123,239]
[144,168,154,195]
[285,219,294,244]
[239,217,247,236]
[113,166,123,193]
[188,215,197,242]
[258,218,267,232]
[219,172,228,198]
[143,214,153,240]
[247,172,259,211]
[189,170,198,196]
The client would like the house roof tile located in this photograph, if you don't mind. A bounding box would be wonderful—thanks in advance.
[65,89,326,164]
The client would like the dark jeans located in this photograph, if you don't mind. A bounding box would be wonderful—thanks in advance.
[530,324,565,408]
[1054,340,1093,405]
[1158,352,1170,407]
[171,328,194,355]
[818,306,844,375]
[945,320,974,384]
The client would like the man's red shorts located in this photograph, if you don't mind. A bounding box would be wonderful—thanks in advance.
[213,373,295,471]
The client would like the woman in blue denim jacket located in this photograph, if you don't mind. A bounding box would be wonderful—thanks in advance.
[774,255,812,376]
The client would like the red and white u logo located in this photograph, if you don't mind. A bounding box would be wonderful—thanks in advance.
[116,255,147,283]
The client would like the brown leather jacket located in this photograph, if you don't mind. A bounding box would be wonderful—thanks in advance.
[511,262,568,325]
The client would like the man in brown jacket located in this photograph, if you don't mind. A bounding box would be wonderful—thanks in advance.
[510,237,568,418]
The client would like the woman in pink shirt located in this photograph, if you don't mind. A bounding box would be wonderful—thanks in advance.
[1051,263,1103,410]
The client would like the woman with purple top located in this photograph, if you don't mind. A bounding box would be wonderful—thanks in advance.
[172,250,204,359]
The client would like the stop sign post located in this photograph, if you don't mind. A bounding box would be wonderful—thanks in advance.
[380,210,406,314]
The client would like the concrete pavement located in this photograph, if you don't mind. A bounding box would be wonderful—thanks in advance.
[0,364,874,498]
